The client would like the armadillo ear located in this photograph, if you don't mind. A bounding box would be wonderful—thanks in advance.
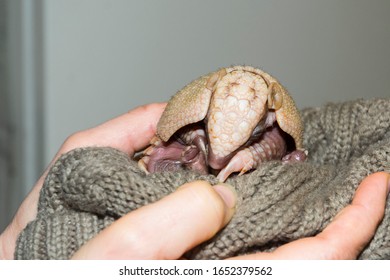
[206,68,227,91]
[270,82,305,151]
[267,82,283,110]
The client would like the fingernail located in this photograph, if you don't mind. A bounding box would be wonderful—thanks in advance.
[386,173,390,194]
[213,183,237,209]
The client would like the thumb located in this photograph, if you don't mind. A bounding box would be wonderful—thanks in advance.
[72,180,237,259]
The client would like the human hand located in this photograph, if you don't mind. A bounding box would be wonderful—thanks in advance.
[233,171,390,259]
[1,102,389,260]
[0,103,166,259]
[71,171,389,259]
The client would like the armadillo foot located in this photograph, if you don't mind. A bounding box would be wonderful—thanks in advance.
[216,149,255,182]
[217,126,287,182]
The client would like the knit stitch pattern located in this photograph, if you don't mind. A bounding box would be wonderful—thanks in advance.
[15,98,390,259]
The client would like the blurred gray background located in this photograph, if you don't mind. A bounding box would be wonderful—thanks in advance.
[1,0,389,231]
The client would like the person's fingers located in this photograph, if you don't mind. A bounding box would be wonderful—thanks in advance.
[316,172,389,258]
[39,102,165,193]
[0,103,166,259]
[72,181,237,259]
[232,172,390,260]
[59,102,166,157]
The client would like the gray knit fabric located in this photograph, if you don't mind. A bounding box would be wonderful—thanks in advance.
[15,98,390,259]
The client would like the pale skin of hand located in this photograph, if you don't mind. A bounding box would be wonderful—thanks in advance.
[1,103,389,259]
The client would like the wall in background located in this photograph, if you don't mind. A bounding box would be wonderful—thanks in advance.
[2,0,390,231]
[1,0,44,231]
[42,0,390,165]
[0,0,10,231]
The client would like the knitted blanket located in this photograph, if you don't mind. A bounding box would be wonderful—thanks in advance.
[15,98,390,259]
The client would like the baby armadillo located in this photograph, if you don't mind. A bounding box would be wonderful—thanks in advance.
[138,65,307,182]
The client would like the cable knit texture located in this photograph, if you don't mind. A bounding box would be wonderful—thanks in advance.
[15,98,390,259]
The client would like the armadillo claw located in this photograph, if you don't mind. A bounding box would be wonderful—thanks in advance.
[150,136,162,146]
[143,145,156,156]
[217,149,255,182]
[138,136,160,172]
[138,156,150,174]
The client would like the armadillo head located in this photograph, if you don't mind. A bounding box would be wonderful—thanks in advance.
[206,69,269,169]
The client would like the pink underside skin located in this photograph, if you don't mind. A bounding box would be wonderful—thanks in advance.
[144,120,306,182]
[145,125,208,174]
